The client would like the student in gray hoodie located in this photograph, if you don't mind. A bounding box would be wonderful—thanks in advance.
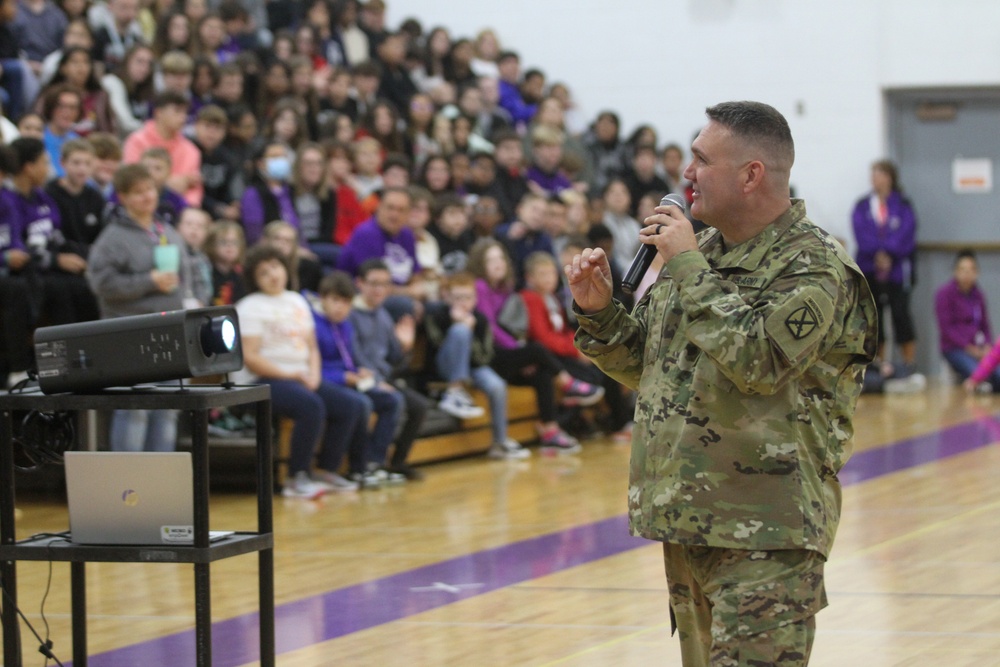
[348,258,430,480]
[86,163,190,451]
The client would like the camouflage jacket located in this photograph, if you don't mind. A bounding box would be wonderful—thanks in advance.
[574,200,877,557]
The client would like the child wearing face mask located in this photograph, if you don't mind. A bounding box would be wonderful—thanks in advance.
[239,140,300,245]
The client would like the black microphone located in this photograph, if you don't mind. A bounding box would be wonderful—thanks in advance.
[621,193,687,294]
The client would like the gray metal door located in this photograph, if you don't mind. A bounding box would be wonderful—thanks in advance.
[886,88,1000,377]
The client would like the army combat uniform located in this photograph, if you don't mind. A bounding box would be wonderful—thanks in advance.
[574,200,877,666]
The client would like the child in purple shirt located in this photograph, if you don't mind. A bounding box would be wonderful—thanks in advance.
[0,137,98,320]
[311,271,405,487]
[467,238,602,451]
[524,125,572,197]
[240,140,300,245]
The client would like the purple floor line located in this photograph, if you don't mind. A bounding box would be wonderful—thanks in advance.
[72,414,1000,666]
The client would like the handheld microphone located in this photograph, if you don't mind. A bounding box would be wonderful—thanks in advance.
[621,193,687,294]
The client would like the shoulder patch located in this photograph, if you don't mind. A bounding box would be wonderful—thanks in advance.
[784,295,826,340]
[765,290,835,365]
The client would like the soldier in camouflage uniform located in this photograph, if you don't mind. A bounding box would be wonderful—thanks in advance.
[565,101,877,666]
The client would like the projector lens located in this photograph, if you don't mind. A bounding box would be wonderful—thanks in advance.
[201,316,239,356]
[220,318,236,351]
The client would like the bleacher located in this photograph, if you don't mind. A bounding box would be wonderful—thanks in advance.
[1,0,650,487]
[193,384,539,489]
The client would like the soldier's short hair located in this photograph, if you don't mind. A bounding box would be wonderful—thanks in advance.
[705,101,794,171]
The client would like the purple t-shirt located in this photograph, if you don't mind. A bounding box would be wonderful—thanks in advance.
[524,164,572,197]
[240,183,300,245]
[337,217,420,284]
[0,186,63,267]
[475,278,519,350]
[0,193,20,266]
[216,37,242,64]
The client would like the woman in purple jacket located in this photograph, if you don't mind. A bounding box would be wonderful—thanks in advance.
[936,250,1000,390]
[852,159,919,378]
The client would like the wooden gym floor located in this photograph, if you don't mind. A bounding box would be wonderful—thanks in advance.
[3,383,1000,666]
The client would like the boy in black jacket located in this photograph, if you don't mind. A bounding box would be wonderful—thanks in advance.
[422,272,528,460]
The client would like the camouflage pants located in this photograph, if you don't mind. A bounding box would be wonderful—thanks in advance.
[662,544,827,667]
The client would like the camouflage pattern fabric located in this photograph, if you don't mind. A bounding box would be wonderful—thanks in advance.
[663,544,824,666]
[574,199,877,556]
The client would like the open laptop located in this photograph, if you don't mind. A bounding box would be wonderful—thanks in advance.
[64,451,233,545]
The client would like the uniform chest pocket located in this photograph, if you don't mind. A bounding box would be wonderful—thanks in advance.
[644,281,683,367]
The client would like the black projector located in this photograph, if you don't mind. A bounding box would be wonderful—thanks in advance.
[33,306,243,394]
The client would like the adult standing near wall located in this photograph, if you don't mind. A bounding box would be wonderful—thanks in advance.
[852,158,922,384]
[566,100,877,665]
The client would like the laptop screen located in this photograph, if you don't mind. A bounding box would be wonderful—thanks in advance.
[65,451,197,545]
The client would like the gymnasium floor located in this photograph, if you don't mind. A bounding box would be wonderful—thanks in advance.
[4,384,1000,666]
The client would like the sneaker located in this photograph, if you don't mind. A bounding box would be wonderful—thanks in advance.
[207,418,246,438]
[350,470,384,489]
[539,428,582,455]
[560,379,605,407]
[893,363,916,380]
[439,387,486,419]
[488,437,531,460]
[311,469,360,492]
[612,422,634,444]
[237,412,257,432]
[388,464,425,481]
[884,372,927,394]
[282,471,327,499]
[371,467,407,485]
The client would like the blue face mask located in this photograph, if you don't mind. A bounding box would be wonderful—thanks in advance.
[264,156,291,181]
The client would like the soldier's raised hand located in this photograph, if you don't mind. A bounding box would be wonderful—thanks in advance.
[564,247,613,315]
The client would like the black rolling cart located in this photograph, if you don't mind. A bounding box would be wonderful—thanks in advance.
[0,384,275,667]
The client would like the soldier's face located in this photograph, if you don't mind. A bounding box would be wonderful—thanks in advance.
[684,121,745,225]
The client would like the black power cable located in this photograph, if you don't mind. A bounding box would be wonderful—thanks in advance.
[0,563,65,667]
[4,372,72,664]
[10,410,76,473]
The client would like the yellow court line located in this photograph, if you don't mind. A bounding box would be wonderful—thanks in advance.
[841,498,1000,560]
[537,622,671,666]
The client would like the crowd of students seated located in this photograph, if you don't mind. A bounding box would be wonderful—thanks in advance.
[0,0,696,498]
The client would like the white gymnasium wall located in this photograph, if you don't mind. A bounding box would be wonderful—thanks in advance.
[387,0,1000,243]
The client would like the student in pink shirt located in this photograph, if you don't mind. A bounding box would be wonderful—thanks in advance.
[122,91,203,206]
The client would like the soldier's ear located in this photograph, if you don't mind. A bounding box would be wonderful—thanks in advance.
[741,160,766,194]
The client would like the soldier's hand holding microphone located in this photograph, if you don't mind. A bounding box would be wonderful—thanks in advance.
[621,193,696,294]
[566,194,696,313]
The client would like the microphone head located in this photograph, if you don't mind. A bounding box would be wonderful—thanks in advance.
[660,193,687,210]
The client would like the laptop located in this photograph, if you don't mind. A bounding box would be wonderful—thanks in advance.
[64,452,233,545]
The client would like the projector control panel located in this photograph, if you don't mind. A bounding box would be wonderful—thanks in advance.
[138,330,184,365]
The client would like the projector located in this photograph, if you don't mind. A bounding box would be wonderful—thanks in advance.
[33,306,243,394]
